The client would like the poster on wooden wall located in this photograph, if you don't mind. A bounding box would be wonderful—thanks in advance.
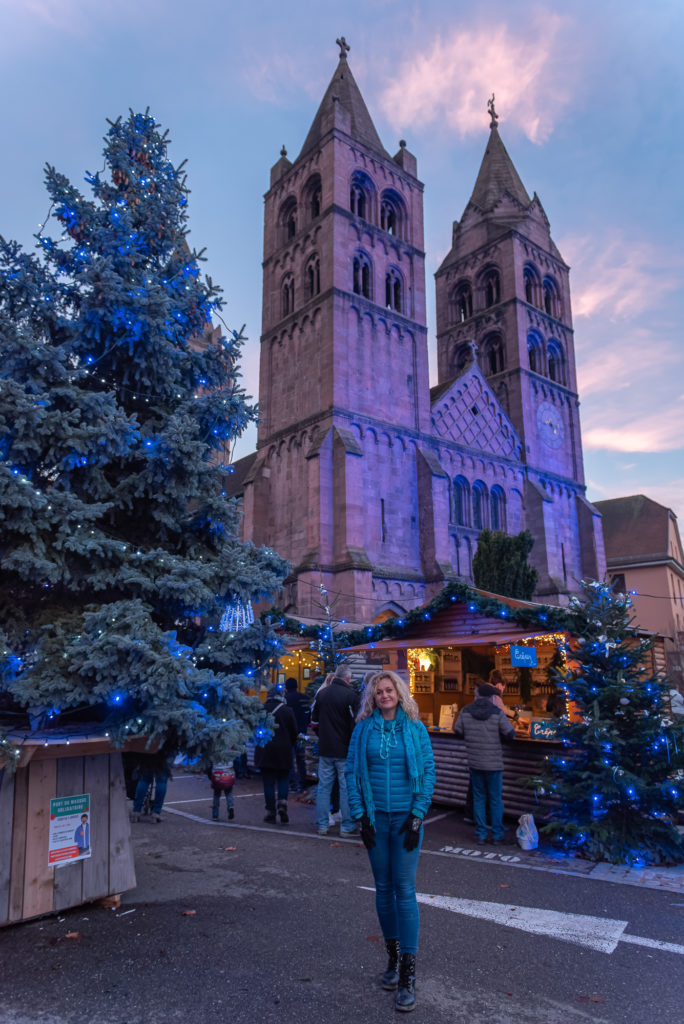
[48,793,92,866]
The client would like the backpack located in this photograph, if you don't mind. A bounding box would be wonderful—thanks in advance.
[210,765,236,791]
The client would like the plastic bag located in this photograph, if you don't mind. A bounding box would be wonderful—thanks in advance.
[516,813,539,851]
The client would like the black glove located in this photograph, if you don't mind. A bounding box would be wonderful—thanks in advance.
[399,813,422,851]
[360,814,376,850]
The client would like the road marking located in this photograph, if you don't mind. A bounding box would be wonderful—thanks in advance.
[358,888,684,956]
[165,794,260,805]
[423,812,452,826]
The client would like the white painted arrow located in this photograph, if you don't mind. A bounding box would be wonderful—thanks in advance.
[359,888,684,956]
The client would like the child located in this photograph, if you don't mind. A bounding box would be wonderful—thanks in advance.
[207,762,236,820]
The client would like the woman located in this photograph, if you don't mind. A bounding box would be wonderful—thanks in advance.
[254,685,297,824]
[346,671,435,1013]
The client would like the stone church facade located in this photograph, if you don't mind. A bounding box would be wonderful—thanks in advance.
[233,43,605,624]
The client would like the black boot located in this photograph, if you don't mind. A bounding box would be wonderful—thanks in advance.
[395,953,416,1012]
[277,800,289,824]
[264,808,276,823]
[381,939,400,990]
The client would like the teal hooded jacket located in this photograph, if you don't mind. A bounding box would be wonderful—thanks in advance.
[345,707,436,825]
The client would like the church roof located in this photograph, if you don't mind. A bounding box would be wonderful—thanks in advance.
[297,46,390,161]
[468,123,531,213]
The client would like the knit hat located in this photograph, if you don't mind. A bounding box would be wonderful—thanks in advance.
[476,683,500,698]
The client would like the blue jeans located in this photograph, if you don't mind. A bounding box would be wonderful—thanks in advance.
[367,811,422,955]
[262,770,289,812]
[316,756,353,832]
[133,772,167,814]
[470,768,504,840]
[212,788,234,818]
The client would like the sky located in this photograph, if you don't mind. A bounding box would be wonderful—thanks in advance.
[1,0,682,522]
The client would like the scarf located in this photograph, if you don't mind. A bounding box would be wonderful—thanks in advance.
[351,706,425,825]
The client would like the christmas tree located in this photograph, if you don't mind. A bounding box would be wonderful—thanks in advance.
[472,529,538,600]
[0,111,288,764]
[537,580,684,865]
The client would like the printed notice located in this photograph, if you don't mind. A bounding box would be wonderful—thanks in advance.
[49,793,92,866]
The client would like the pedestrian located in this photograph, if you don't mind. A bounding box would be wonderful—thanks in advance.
[310,662,359,836]
[254,684,297,824]
[284,676,310,793]
[346,671,435,1012]
[452,682,515,845]
[130,750,173,823]
[207,761,236,820]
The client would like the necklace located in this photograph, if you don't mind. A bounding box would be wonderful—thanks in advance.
[379,718,398,760]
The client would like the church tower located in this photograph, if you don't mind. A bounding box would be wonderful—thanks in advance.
[242,40,435,622]
[435,99,604,599]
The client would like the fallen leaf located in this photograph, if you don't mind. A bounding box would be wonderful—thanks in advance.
[181,910,196,916]
[365,935,381,942]
[224,846,237,851]
[500,884,510,888]
[330,841,342,847]
[577,996,605,1004]
[65,931,81,940]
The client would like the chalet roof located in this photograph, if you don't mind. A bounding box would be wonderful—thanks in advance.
[297,50,390,161]
[468,124,531,213]
[593,495,671,561]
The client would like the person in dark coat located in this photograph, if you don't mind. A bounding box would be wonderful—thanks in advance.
[130,751,173,823]
[310,663,360,836]
[255,685,298,824]
[285,676,310,792]
[453,683,515,844]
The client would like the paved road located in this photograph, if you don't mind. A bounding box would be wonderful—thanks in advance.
[2,774,683,1024]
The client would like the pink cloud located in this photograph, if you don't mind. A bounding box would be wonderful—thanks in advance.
[562,233,681,320]
[582,400,684,453]
[378,10,578,143]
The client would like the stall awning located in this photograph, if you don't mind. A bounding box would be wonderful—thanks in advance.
[341,631,553,652]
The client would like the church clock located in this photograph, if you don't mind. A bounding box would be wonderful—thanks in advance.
[536,401,565,448]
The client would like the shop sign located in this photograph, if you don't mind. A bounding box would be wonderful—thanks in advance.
[48,793,92,866]
[510,645,538,667]
[530,719,559,740]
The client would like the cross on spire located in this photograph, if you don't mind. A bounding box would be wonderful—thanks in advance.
[488,93,499,129]
[336,36,350,59]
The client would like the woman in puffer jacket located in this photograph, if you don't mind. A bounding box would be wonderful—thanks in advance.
[346,671,435,1013]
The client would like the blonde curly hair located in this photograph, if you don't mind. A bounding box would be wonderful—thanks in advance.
[357,670,420,722]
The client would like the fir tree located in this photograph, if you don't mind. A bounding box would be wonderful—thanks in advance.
[0,111,288,763]
[537,580,684,865]
[472,529,538,600]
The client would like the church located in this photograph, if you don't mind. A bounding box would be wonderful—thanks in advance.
[230,40,606,625]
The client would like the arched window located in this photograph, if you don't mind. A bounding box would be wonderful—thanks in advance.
[352,253,372,299]
[451,343,472,375]
[281,274,294,317]
[523,264,541,307]
[385,268,402,312]
[527,330,544,374]
[306,254,320,299]
[547,340,565,384]
[472,481,489,531]
[304,174,322,221]
[278,197,298,246]
[483,334,505,375]
[543,276,561,319]
[350,170,374,221]
[481,267,501,308]
[450,280,473,323]
[379,190,405,239]
[452,476,471,526]
[490,486,506,531]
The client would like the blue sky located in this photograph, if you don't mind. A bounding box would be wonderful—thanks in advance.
[1,0,682,521]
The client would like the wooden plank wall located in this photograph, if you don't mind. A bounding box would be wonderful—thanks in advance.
[54,757,85,912]
[0,770,15,922]
[108,754,136,895]
[1,752,136,927]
